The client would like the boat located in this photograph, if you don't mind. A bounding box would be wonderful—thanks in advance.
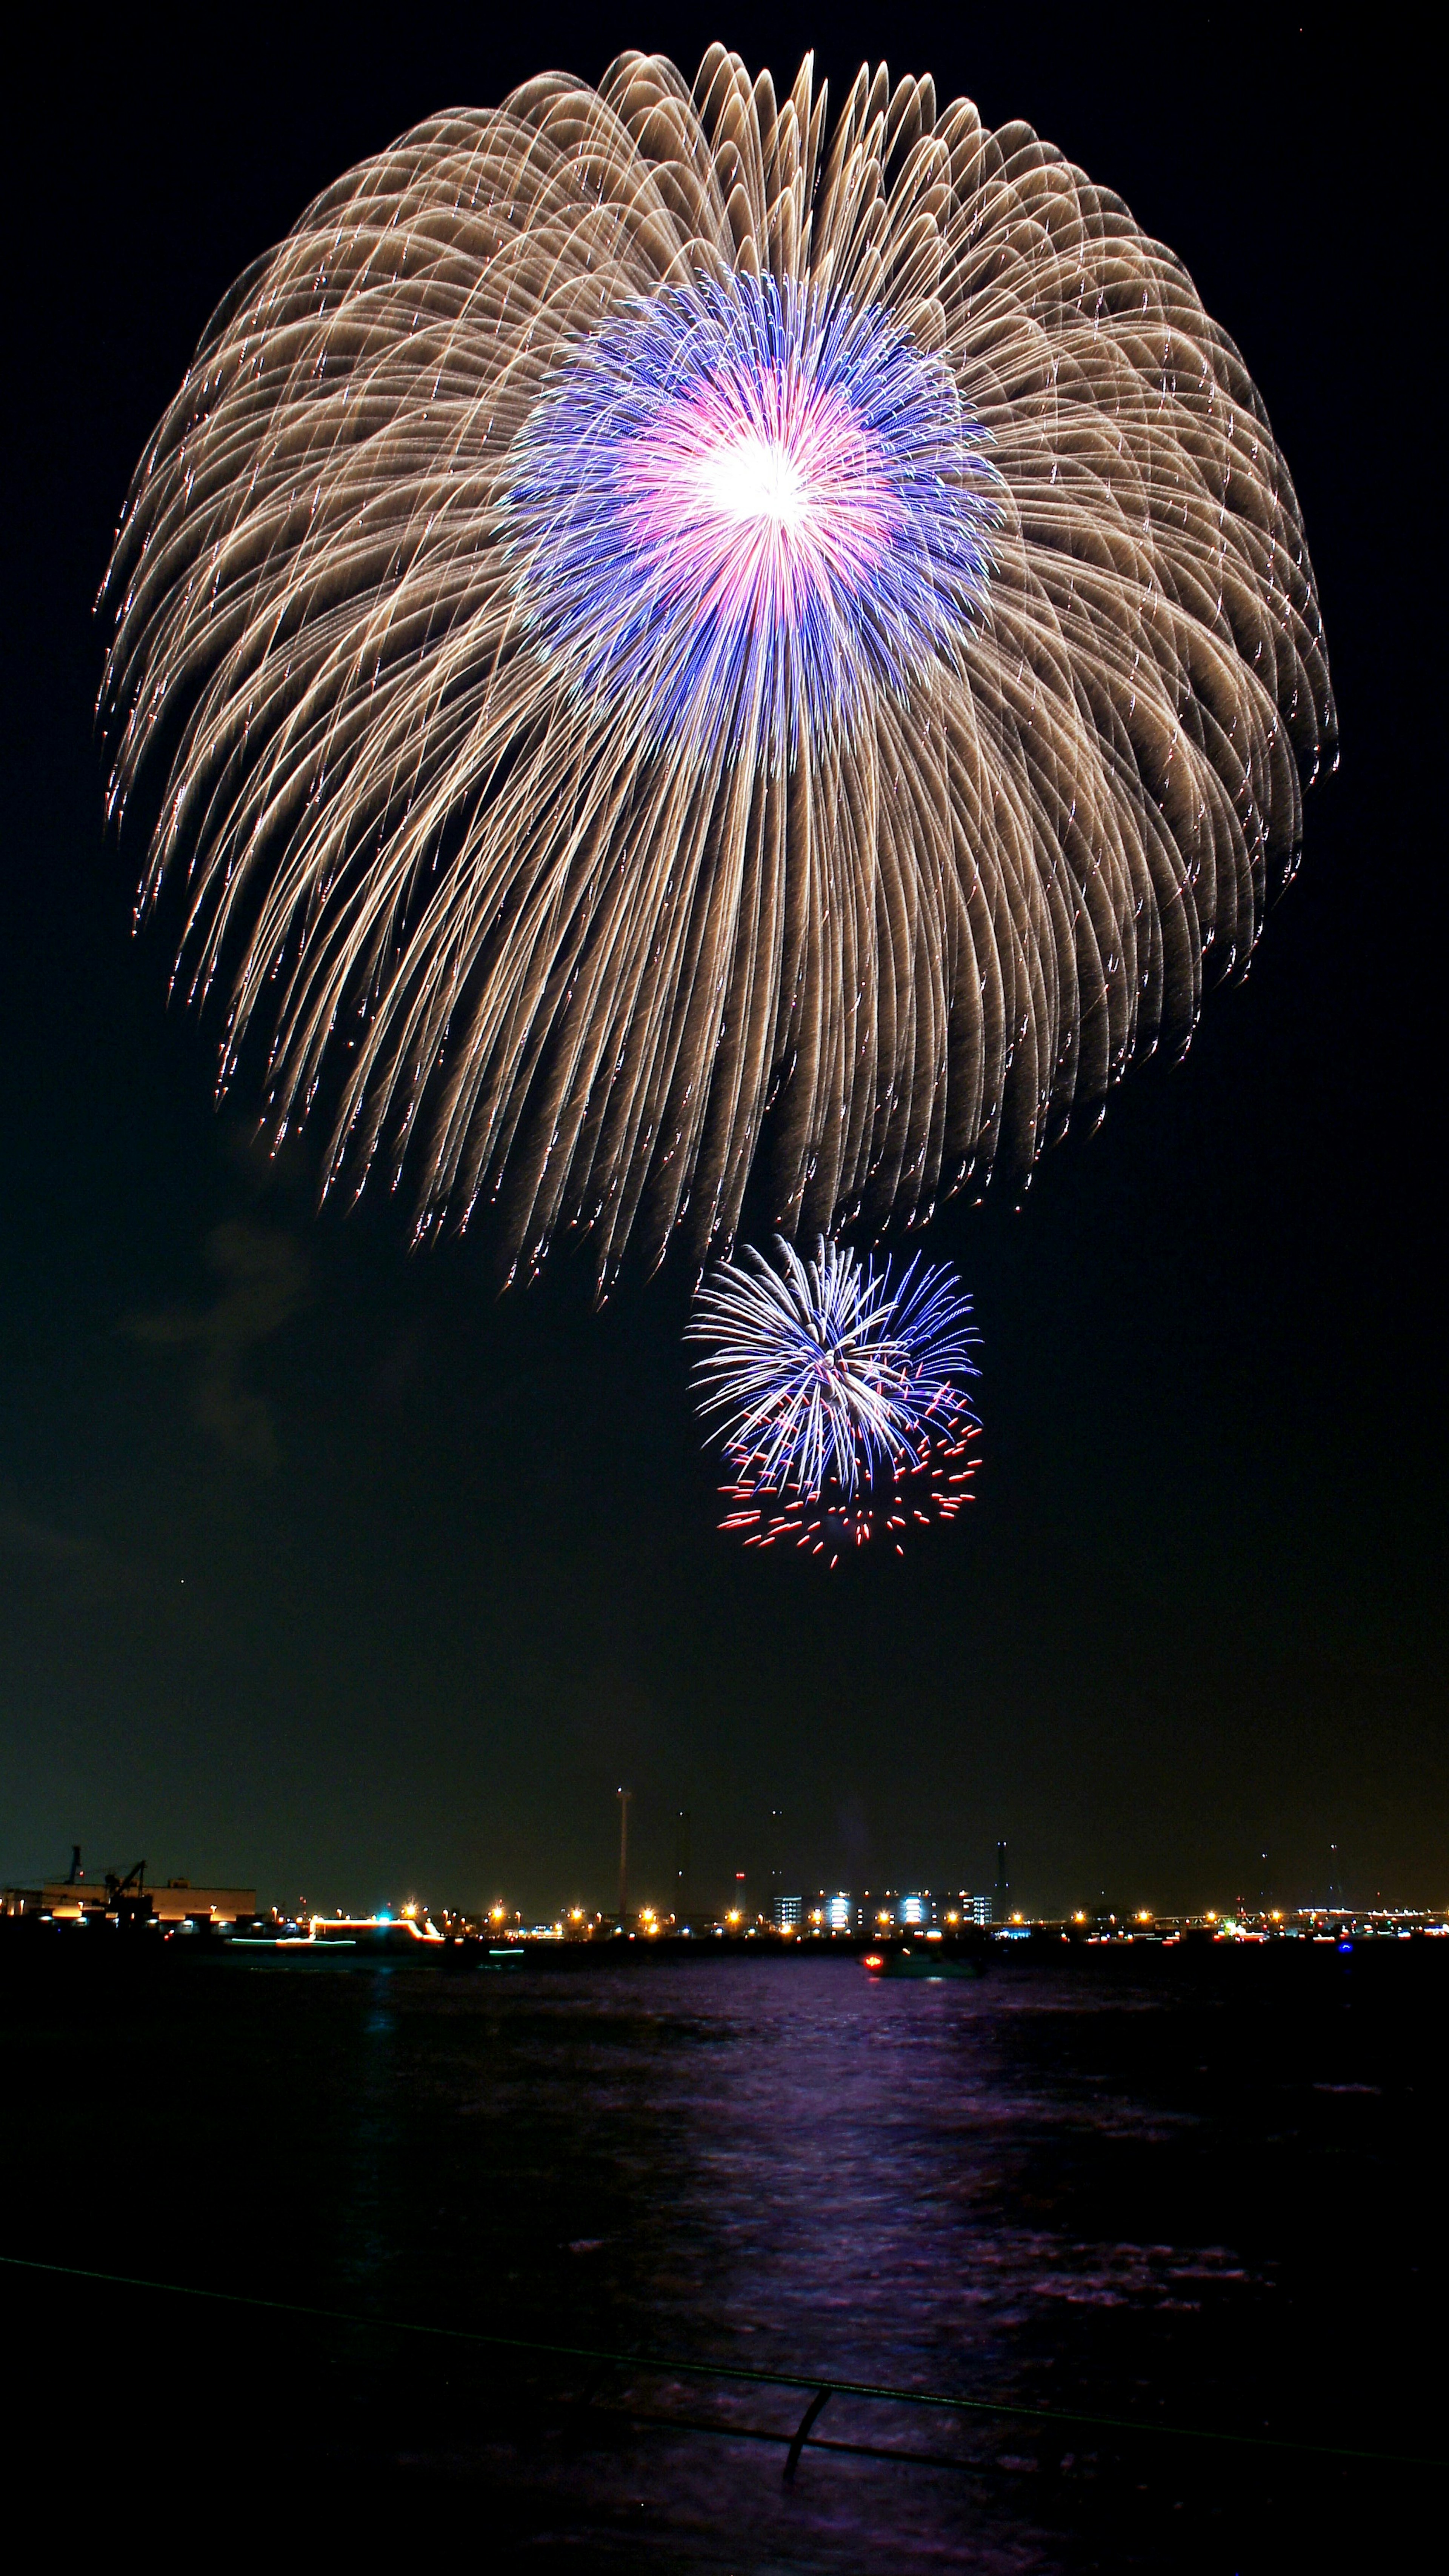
[861,1944,986,1981]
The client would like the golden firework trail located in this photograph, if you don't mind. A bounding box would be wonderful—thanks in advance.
[102,48,1334,1286]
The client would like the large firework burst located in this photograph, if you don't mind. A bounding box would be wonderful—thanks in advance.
[102,48,1333,1286]
[688,1238,980,1559]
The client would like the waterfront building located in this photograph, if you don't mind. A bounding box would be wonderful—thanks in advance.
[3,1850,257,1925]
[4,1870,257,1925]
[799,1891,861,1932]
[773,1893,802,1931]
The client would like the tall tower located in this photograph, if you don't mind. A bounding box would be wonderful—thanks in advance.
[768,1806,784,1919]
[674,1808,692,1922]
[993,1839,1009,1924]
[617,1788,632,1927]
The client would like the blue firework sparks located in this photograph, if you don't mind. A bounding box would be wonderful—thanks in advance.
[506,274,998,760]
[688,1238,980,1558]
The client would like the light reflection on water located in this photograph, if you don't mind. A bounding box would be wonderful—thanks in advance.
[505,1961,1220,2379]
[2,1944,1436,2568]
[317,1956,1257,2567]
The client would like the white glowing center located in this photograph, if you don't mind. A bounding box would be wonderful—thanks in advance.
[701,433,807,530]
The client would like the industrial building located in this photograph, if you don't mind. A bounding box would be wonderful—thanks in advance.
[2,1853,255,1925]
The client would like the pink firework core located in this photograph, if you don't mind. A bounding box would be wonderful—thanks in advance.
[510,275,997,755]
[618,369,901,633]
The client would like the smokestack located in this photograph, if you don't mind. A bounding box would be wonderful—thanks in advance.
[768,1806,784,1910]
[993,1839,1009,1923]
[617,1788,632,1926]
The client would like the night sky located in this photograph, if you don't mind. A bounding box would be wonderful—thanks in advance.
[4,6,1439,1920]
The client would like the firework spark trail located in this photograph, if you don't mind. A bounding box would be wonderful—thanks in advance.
[101,48,1335,1287]
[688,1236,980,1548]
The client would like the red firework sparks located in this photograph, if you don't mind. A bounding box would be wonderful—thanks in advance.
[719,1424,980,1567]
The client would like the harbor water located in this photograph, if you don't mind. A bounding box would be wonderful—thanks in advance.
[0,1941,1440,2566]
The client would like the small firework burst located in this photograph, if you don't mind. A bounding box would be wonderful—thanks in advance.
[688,1237,980,1562]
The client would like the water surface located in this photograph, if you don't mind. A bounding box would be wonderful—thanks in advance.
[1,1942,1439,2566]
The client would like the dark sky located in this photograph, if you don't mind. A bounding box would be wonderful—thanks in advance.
[3,6,1440,1919]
